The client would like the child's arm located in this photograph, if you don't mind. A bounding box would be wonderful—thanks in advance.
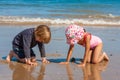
[66,45,74,62]
[60,44,74,64]
[38,43,46,57]
[78,35,91,67]
[38,43,50,63]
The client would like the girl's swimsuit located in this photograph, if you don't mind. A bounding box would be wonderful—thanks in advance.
[82,33,102,49]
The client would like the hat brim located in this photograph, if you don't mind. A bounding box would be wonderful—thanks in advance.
[66,38,78,45]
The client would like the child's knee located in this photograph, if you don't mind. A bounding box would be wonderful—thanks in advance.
[92,59,98,64]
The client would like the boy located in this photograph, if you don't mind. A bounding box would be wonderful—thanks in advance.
[6,25,51,65]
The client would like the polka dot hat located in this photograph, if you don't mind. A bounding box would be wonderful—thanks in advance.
[65,24,84,44]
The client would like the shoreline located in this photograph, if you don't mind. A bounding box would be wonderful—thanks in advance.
[0,23,120,28]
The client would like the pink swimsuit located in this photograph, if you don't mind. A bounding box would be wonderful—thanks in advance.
[82,33,102,49]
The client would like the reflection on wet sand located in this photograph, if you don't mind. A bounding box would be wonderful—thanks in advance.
[65,64,74,80]
[37,63,46,80]
[5,60,108,80]
[82,61,108,80]
[8,62,46,80]
[9,62,35,80]
[65,61,108,80]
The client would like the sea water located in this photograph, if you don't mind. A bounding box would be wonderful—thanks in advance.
[0,0,120,25]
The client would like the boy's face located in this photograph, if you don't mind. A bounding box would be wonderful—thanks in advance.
[35,36,43,43]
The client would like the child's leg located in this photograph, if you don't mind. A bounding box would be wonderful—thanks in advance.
[6,50,13,62]
[91,43,103,63]
[87,50,92,63]
[98,52,109,61]
[6,50,20,62]
[92,43,109,64]
[104,52,109,61]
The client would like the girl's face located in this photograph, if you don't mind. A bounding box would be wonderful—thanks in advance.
[77,38,84,45]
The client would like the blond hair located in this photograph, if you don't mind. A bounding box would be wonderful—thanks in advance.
[35,25,51,43]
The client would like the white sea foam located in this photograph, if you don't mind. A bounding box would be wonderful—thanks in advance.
[0,16,120,26]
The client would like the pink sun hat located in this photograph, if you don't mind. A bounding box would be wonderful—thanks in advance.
[65,24,84,45]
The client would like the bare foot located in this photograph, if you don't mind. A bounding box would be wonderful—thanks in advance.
[77,63,85,67]
[59,62,69,64]
[6,51,14,62]
[103,52,109,61]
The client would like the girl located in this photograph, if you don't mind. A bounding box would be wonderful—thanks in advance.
[6,25,51,65]
[61,24,109,67]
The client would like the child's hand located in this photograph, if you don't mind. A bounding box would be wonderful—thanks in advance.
[25,58,37,66]
[42,57,50,63]
[59,62,69,64]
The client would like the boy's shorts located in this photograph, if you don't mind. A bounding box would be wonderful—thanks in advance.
[13,48,36,59]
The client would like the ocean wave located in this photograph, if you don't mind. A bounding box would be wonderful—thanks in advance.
[0,15,120,26]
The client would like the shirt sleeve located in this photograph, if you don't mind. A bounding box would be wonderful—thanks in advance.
[23,34,32,58]
[38,42,46,57]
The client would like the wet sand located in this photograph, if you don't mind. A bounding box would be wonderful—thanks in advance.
[0,25,120,80]
[0,57,120,80]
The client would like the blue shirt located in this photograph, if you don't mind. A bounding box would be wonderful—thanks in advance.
[12,28,46,58]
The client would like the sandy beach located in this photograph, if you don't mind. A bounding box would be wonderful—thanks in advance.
[0,25,120,80]
[0,0,120,80]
